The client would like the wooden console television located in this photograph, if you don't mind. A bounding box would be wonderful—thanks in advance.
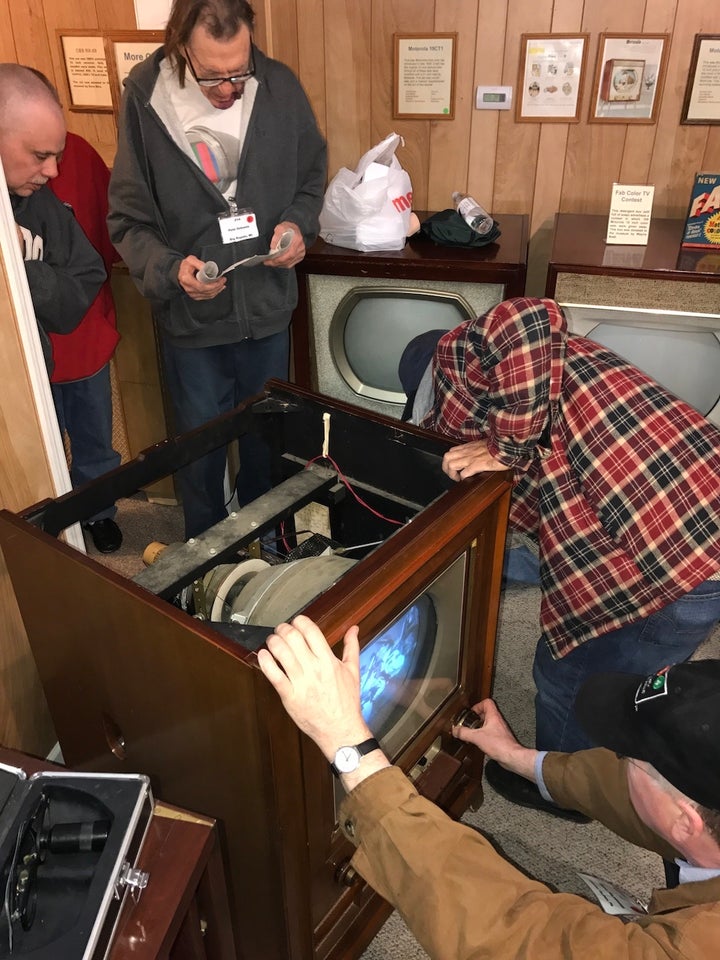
[0,383,511,960]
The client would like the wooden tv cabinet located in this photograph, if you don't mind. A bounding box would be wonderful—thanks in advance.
[546,212,720,311]
[0,383,512,960]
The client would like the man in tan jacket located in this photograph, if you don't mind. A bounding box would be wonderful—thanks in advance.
[258,615,720,960]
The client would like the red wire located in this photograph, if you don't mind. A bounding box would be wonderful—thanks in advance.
[305,455,403,526]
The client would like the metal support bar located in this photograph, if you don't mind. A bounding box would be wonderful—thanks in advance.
[281,454,427,513]
[23,393,302,536]
[133,465,338,599]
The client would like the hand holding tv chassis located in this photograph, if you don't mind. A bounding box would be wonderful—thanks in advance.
[258,616,390,791]
[258,616,540,792]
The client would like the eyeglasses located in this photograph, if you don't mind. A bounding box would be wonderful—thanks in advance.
[185,44,255,88]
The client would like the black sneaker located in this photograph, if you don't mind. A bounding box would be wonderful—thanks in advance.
[484,759,591,823]
[83,518,123,554]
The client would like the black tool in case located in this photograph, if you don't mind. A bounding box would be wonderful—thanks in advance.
[0,762,153,958]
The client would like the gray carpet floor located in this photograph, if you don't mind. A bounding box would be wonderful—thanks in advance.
[93,495,720,959]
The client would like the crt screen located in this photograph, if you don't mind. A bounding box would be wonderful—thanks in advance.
[342,295,467,393]
[359,595,437,740]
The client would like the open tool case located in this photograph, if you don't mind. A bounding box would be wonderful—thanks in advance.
[0,763,152,958]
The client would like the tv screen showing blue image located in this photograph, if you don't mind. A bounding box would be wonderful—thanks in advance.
[359,594,437,741]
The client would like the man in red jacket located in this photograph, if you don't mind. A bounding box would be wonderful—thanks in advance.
[48,132,123,553]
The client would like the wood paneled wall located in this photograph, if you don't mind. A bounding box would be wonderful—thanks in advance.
[2,0,718,283]
[262,0,720,293]
[0,0,135,166]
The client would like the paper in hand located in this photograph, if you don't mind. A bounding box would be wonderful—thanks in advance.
[220,229,295,275]
[197,229,295,283]
[579,874,648,916]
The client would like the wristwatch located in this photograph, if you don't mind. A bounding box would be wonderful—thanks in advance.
[330,738,380,776]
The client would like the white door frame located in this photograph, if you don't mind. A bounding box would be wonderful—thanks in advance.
[0,159,85,551]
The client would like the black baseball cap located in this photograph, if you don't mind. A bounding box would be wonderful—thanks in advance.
[398,329,446,421]
[575,660,720,811]
[398,329,446,396]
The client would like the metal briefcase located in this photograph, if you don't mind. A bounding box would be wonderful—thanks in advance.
[0,762,153,958]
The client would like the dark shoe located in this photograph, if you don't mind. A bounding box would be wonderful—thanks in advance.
[484,759,591,823]
[83,518,123,554]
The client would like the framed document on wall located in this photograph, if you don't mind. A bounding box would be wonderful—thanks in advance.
[105,31,164,114]
[393,33,457,120]
[516,34,588,122]
[57,31,113,112]
[590,34,669,123]
[682,35,720,124]
[57,28,163,116]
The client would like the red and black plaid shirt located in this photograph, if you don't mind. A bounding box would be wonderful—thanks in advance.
[421,298,720,658]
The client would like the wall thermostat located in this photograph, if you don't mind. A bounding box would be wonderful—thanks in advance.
[475,85,513,110]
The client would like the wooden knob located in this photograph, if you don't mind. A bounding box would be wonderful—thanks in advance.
[142,541,168,566]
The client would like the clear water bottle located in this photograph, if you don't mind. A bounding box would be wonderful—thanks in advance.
[452,191,493,236]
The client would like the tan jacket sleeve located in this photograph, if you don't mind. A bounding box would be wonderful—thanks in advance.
[542,748,680,862]
[338,765,710,960]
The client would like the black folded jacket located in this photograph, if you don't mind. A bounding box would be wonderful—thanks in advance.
[420,208,501,247]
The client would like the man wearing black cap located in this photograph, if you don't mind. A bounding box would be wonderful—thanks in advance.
[258,615,720,960]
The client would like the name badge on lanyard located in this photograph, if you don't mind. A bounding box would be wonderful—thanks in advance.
[218,205,260,244]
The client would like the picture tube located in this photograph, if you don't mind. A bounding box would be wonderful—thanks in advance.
[356,553,466,759]
[359,594,437,740]
[587,322,720,416]
[330,288,473,402]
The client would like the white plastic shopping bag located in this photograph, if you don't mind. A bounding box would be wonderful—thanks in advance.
[319,133,413,252]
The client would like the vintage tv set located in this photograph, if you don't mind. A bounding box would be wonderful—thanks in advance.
[0,382,512,960]
[292,213,529,417]
[327,285,475,410]
[561,302,720,423]
[547,213,720,424]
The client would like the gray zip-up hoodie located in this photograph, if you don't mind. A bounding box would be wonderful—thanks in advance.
[107,46,326,347]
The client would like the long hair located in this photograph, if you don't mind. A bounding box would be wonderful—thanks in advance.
[164,0,255,86]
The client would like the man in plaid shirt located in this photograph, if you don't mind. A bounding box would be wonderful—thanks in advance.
[413,297,720,767]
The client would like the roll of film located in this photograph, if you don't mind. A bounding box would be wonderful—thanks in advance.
[277,229,294,251]
[197,260,220,283]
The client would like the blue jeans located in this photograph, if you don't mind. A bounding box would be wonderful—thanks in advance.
[161,331,289,539]
[503,544,541,585]
[51,364,120,522]
[532,578,720,752]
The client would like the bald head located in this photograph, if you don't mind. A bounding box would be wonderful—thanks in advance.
[0,63,66,196]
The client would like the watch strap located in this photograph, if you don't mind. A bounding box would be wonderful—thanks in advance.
[330,737,380,776]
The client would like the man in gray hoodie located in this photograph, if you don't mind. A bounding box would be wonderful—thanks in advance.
[108,0,326,539]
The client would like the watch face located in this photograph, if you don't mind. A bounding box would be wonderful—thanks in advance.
[333,746,360,774]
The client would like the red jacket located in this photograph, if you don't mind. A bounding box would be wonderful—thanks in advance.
[48,133,120,382]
